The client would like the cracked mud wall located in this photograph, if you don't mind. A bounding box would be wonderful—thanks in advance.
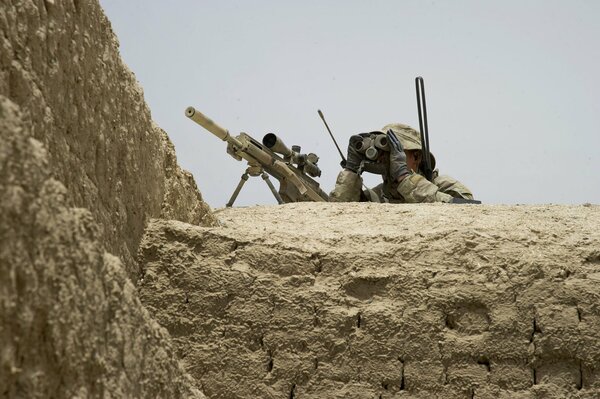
[3,1,600,398]
[0,97,204,398]
[0,0,213,396]
[139,203,600,399]
[0,0,216,279]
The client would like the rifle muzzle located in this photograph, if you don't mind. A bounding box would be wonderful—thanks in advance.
[186,106,233,143]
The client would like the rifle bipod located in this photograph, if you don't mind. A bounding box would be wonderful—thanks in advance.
[226,165,284,207]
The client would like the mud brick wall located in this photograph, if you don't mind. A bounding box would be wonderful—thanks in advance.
[0,0,216,279]
[0,96,204,398]
[138,203,600,399]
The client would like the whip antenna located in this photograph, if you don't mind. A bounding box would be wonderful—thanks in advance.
[415,77,433,181]
[318,109,346,163]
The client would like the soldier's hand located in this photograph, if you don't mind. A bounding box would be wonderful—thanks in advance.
[344,135,363,173]
[387,130,409,182]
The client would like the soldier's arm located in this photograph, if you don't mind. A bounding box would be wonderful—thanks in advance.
[433,174,474,200]
[396,173,453,203]
[329,135,367,202]
[386,130,449,203]
[396,171,475,203]
[329,169,362,202]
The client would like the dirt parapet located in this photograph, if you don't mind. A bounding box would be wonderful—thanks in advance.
[139,202,600,398]
[0,0,216,279]
[0,97,204,398]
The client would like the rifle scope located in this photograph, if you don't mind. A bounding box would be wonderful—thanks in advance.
[262,133,322,178]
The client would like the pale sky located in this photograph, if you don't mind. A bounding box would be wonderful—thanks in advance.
[100,0,599,207]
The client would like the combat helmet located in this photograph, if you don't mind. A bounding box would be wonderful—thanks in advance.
[381,123,436,170]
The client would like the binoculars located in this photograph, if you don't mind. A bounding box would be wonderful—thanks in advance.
[354,133,390,161]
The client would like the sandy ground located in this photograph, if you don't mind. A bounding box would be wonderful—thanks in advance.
[139,202,600,398]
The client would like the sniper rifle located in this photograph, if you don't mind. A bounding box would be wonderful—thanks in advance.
[185,106,329,206]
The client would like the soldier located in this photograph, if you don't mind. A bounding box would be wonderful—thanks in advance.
[330,123,474,203]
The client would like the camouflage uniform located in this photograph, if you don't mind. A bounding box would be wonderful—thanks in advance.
[330,123,474,203]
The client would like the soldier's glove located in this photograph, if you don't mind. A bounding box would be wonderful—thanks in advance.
[387,129,410,182]
[343,135,364,174]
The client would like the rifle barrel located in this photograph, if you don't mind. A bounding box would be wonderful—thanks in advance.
[185,106,243,148]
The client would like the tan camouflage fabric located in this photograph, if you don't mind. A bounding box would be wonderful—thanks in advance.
[330,123,474,203]
[329,169,474,203]
[381,123,422,151]
[432,173,474,200]
[329,169,362,202]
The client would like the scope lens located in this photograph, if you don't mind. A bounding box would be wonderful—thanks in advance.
[262,133,277,148]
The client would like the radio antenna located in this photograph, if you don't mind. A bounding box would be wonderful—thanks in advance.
[318,109,346,163]
[415,77,433,181]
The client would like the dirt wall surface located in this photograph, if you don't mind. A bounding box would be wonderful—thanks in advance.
[0,0,217,279]
[0,96,205,398]
[139,202,600,399]
[2,1,600,398]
